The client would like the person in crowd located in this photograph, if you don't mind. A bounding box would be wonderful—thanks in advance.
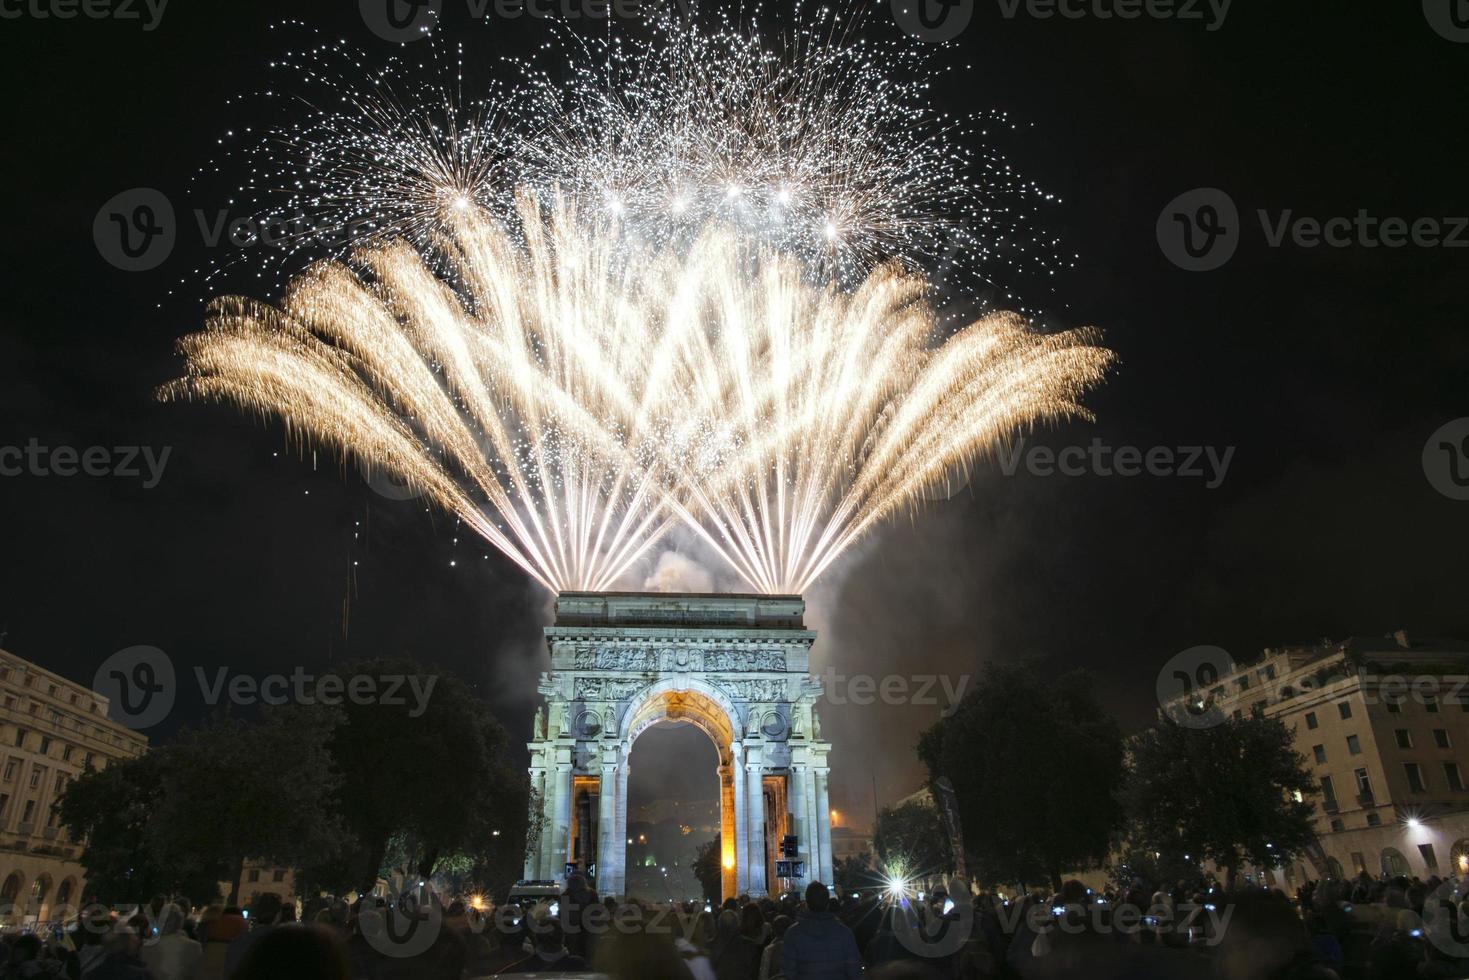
[708,908,760,980]
[758,915,790,980]
[1213,890,1341,980]
[140,903,201,980]
[3,934,64,978]
[561,872,598,961]
[231,923,348,980]
[782,883,861,980]
[741,903,771,949]
[196,906,246,980]
[594,922,696,980]
[223,893,285,978]
[500,916,587,973]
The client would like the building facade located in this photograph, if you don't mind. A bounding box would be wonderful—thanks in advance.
[1166,631,1469,885]
[524,591,835,900]
[0,648,148,924]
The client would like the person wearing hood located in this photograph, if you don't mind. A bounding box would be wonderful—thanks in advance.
[782,883,860,980]
[709,908,761,980]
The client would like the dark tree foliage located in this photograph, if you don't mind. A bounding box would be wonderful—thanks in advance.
[299,659,528,896]
[919,660,1125,892]
[54,753,221,905]
[873,801,952,877]
[1120,713,1318,890]
[832,851,877,897]
[151,708,346,904]
[692,834,723,902]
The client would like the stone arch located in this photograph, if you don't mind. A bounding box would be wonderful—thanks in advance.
[29,873,52,921]
[54,877,77,920]
[621,681,742,899]
[0,871,24,924]
[1381,847,1410,877]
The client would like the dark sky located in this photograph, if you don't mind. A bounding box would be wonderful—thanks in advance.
[1,1,1466,826]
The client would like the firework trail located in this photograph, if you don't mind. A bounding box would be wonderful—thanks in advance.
[164,196,1112,593]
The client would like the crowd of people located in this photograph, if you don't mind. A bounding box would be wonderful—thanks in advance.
[0,870,1466,980]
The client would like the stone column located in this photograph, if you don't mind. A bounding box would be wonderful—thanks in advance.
[788,765,808,887]
[524,766,545,880]
[613,755,630,896]
[538,761,559,877]
[802,763,821,884]
[746,748,767,897]
[731,740,748,894]
[597,746,618,892]
[719,763,737,901]
[551,762,573,877]
[815,767,834,885]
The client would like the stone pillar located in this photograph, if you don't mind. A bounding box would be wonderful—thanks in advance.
[613,756,630,896]
[815,767,833,885]
[787,765,807,887]
[524,766,545,880]
[746,748,767,897]
[538,759,559,877]
[719,763,737,901]
[551,762,573,877]
[802,762,821,884]
[597,747,618,892]
[732,740,748,894]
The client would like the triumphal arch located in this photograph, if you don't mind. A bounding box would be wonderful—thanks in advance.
[523,591,834,900]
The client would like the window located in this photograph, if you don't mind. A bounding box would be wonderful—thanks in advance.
[54,773,67,793]
[1406,763,1427,793]
[28,768,42,789]
[1350,852,1366,874]
[1446,762,1465,791]
[12,730,23,748]
[1,762,13,781]
[1460,698,1469,713]
[20,800,34,824]
[1396,729,1413,749]
[1306,712,1319,730]
[272,870,286,882]
[1262,665,1277,681]
[1366,811,1382,827]
[1420,844,1440,870]
[1347,735,1362,755]
[61,746,71,762]
[38,737,50,755]
[1330,818,1345,833]
[1387,697,1402,714]
[248,870,260,883]
[1435,729,1452,749]
[1427,696,1440,714]
[1355,768,1373,799]
[1313,745,1327,764]
[1321,775,1338,807]
[1339,702,1353,720]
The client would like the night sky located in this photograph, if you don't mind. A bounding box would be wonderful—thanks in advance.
[1,1,1465,825]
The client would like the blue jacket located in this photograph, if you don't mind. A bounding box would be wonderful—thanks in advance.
[781,911,861,980]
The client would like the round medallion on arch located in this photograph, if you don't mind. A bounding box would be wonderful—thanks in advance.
[573,709,603,739]
[760,710,788,739]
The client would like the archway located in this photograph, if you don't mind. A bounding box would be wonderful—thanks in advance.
[625,723,719,902]
[29,874,52,922]
[0,872,23,923]
[623,684,741,901]
[1381,847,1410,877]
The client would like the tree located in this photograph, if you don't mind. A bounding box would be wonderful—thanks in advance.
[873,801,952,878]
[692,835,722,903]
[55,753,221,905]
[1120,713,1318,891]
[832,851,877,897]
[918,660,1125,892]
[301,659,528,895]
[151,708,346,904]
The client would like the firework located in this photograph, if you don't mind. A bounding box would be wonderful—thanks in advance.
[192,10,1068,306]
[163,197,1111,593]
